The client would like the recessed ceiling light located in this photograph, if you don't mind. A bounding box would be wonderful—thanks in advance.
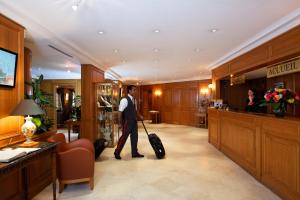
[153,48,159,52]
[114,49,119,53]
[72,0,80,11]
[98,31,104,35]
[153,29,160,33]
[67,70,71,73]
[209,28,219,33]
[72,5,78,11]
[194,48,200,52]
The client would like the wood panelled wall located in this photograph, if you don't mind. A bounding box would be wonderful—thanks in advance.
[81,64,104,142]
[212,25,300,99]
[141,80,211,126]
[41,79,81,131]
[220,77,267,111]
[0,15,25,148]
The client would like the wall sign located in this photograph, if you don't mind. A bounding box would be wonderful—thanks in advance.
[267,58,300,78]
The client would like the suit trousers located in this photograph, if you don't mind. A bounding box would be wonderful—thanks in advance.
[115,120,138,155]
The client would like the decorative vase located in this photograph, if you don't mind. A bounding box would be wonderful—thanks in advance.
[21,116,37,143]
[272,102,286,117]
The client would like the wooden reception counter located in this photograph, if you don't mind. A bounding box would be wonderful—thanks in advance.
[208,108,300,200]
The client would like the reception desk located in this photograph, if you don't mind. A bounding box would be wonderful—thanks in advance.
[208,108,300,200]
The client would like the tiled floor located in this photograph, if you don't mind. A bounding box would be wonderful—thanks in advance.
[34,122,280,200]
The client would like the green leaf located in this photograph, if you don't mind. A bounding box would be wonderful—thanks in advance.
[32,117,42,128]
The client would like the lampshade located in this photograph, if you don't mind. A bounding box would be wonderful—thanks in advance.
[11,99,45,116]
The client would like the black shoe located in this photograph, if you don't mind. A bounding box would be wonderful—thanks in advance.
[114,152,121,160]
[132,153,144,158]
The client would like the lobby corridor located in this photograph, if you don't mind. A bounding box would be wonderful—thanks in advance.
[35,123,280,200]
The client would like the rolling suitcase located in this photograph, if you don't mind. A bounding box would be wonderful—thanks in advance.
[142,121,165,159]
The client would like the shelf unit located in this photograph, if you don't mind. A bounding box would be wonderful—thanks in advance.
[95,80,121,147]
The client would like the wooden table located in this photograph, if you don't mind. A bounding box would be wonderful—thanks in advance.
[149,110,160,124]
[0,142,57,200]
[195,112,207,128]
[65,119,81,142]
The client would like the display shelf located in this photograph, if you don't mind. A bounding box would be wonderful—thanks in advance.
[95,80,121,147]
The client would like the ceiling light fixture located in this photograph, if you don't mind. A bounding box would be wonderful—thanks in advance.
[209,28,219,33]
[114,49,119,53]
[194,48,200,52]
[98,31,104,35]
[153,48,159,52]
[72,0,81,11]
[72,5,78,11]
[153,29,160,33]
[67,70,71,73]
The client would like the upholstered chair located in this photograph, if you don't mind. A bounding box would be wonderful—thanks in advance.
[47,133,95,193]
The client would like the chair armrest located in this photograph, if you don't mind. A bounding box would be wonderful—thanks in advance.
[66,139,95,154]
[57,147,95,180]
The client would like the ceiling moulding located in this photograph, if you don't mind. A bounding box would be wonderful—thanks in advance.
[208,7,300,70]
[0,1,116,74]
[142,75,212,85]
[105,69,122,80]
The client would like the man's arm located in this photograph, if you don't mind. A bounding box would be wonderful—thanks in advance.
[118,98,127,127]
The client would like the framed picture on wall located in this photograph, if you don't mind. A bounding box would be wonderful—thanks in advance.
[0,47,18,88]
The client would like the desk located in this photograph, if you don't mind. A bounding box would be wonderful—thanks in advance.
[65,119,81,142]
[149,110,160,124]
[0,142,57,200]
[208,108,300,200]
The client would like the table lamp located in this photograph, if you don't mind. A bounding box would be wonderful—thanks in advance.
[11,99,45,146]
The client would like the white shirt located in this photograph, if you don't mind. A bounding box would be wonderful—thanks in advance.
[119,94,137,112]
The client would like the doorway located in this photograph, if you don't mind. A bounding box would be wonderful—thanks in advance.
[56,87,75,128]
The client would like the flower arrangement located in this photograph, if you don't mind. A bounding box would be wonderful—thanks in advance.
[261,87,300,117]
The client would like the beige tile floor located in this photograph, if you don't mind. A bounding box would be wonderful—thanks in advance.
[34,122,280,200]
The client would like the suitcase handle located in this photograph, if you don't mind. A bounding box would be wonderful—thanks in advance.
[141,121,149,136]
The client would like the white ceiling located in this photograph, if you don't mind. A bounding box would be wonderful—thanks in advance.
[0,0,300,84]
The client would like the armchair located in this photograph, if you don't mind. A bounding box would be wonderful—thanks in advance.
[47,133,95,193]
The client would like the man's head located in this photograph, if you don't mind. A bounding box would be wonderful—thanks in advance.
[127,85,137,97]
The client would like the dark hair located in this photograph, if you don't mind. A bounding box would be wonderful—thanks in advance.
[127,85,136,93]
[248,88,256,94]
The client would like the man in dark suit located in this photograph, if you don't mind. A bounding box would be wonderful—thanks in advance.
[114,85,144,160]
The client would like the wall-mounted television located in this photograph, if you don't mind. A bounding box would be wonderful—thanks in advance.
[0,47,18,88]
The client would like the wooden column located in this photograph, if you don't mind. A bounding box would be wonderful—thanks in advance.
[80,64,104,142]
[0,14,25,146]
[24,47,32,97]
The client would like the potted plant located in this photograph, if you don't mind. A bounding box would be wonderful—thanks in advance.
[260,87,300,117]
[26,75,53,133]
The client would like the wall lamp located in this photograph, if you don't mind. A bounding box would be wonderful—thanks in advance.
[154,90,162,96]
